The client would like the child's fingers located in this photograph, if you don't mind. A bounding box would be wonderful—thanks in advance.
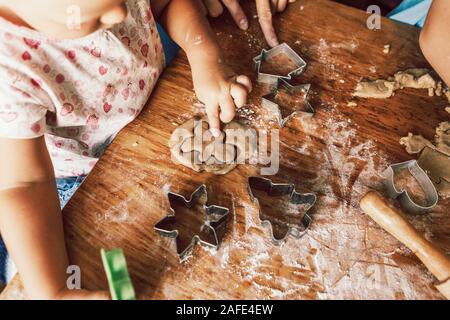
[206,102,222,137]
[219,93,236,123]
[204,0,224,17]
[256,0,279,47]
[221,0,248,30]
[230,83,248,108]
[235,75,252,93]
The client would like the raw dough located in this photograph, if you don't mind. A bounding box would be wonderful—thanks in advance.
[435,122,450,156]
[401,121,450,198]
[394,68,436,90]
[353,79,397,99]
[353,68,438,99]
[418,146,450,198]
[399,133,434,154]
[169,117,256,175]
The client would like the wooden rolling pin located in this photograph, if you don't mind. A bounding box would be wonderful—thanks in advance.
[360,191,450,299]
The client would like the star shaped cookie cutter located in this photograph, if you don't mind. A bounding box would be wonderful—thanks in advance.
[253,43,307,86]
[154,185,229,260]
[262,78,314,127]
[248,177,316,244]
[383,159,438,214]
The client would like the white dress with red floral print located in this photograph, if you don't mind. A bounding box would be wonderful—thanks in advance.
[0,0,165,177]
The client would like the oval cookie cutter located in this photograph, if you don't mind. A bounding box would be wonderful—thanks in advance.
[383,160,438,214]
[154,185,229,260]
[248,176,316,244]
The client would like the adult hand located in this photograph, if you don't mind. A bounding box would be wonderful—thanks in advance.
[202,0,289,47]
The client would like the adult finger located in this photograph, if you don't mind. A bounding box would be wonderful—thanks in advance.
[277,0,288,12]
[206,102,222,137]
[256,0,279,47]
[219,93,236,123]
[221,0,248,30]
[230,83,248,108]
[204,0,224,17]
[235,74,252,93]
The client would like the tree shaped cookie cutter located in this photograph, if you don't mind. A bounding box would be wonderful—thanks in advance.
[248,177,316,244]
[154,185,229,260]
[101,248,136,300]
[262,78,314,127]
[383,160,438,214]
[253,43,307,86]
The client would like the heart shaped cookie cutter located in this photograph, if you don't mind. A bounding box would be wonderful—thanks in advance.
[383,160,438,214]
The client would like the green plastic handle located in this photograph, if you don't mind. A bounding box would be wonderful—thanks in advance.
[101,248,136,300]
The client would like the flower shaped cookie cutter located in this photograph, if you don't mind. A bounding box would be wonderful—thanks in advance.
[154,185,229,260]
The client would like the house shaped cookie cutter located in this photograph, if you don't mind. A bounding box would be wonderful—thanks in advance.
[262,78,314,127]
[383,160,438,214]
[101,248,136,300]
[253,43,307,86]
[154,185,229,260]
[248,177,316,244]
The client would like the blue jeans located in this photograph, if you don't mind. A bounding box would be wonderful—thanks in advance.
[0,176,86,284]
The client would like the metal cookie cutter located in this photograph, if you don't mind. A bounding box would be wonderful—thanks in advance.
[154,185,229,260]
[101,248,136,300]
[248,177,317,244]
[262,78,314,127]
[383,160,438,214]
[253,43,307,86]
[418,146,450,189]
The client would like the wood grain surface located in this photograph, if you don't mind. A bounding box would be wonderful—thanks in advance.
[2,0,449,300]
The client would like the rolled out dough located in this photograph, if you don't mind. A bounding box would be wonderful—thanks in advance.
[169,117,256,175]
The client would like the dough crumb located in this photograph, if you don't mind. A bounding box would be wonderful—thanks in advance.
[347,101,357,107]
[435,121,450,156]
[445,89,450,103]
[383,44,391,54]
[400,133,434,154]
[353,79,397,99]
[435,81,443,96]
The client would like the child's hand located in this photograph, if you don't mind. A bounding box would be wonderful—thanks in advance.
[191,60,252,137]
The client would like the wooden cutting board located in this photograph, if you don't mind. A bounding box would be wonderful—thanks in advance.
[2,0,449,300]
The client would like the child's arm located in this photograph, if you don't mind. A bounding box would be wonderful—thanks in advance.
[156,0,252,136]
[420,0,450,86]
[0,137,108,299]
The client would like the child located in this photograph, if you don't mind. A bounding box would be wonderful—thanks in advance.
[419,0,450,87]
[0,0,251,299]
